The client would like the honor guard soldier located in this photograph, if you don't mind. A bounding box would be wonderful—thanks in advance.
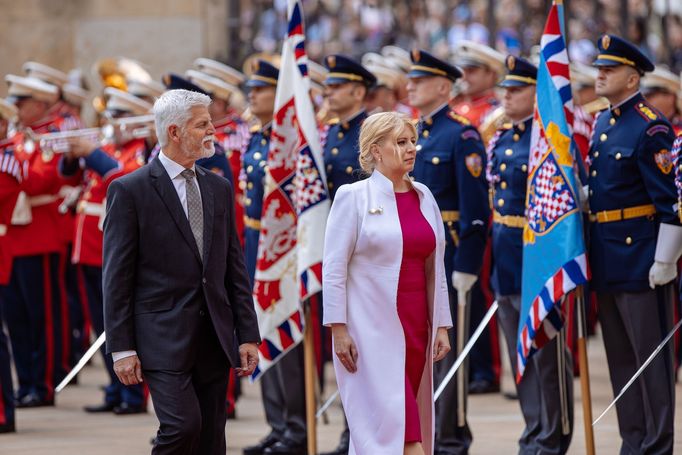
[406,49,490,455]
[489,56,573,454]
[588,34,681,453]
[451,40,505,129]
[0,98,21,433]
[642,67,682,134]
[127,78,165,106]
[59,88,152,415]
[241,60,307,455]
[322,54,377,202]
[160,74,234,187]
[1,74,78,407]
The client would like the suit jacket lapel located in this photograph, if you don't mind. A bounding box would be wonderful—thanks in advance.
[196,166,214,268]
[149,158,203,265]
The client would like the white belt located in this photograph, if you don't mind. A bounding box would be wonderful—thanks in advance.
[0,224,7,236]
[30,194,59,207]
[77,201,105,217]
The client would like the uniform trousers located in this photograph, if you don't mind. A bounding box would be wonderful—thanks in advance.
[260,342,307,444]
[81,265,144,406]
[597,285,675,455]
[497,294,573,454]
[64,246,90,369]
[1,253,65,401]
[0,303,15,426]
[434,290,472,454]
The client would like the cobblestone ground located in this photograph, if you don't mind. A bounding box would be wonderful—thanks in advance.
[1,331,681,454]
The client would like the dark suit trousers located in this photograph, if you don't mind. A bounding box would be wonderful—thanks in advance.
[145,312,230,455]
[598,285,675,455]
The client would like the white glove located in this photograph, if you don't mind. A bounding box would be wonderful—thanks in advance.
[452,271,477,295]
[648,261,677,289]
[648,223,682,289]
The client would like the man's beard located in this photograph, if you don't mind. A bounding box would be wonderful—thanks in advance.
[181,130,216,160]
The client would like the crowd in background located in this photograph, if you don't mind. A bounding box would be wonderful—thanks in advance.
[234,0,682,73]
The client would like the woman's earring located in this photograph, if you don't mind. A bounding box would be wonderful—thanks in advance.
[378,156,382,162]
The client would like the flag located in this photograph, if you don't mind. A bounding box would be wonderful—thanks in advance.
[517,0,587,382]
[251,0,330,380]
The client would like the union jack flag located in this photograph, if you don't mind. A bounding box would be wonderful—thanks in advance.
[518,0,587,382]
[252,0,330,379]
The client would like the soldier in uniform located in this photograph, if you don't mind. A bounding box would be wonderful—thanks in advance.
[642,67,682,134]
[489,56,573,454]
[451,41,508,395]
[0,98,20,433]
[60,88,152,415]
[322,54,376,202]
[406,49,490,455]
[241,60,307,455]
[588,34,681,453]
[319,54,376,455]
[1,74,77,406]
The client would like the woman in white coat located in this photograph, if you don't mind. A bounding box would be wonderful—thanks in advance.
[323,112,452,455]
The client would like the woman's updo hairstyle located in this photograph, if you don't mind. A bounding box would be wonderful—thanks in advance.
[358,112,417,173]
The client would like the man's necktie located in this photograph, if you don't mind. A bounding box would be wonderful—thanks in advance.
[181,168,203,260]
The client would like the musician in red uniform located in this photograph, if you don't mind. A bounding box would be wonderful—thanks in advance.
[2,74,81,406]
[60,88,152,415]
[0,98,21,432]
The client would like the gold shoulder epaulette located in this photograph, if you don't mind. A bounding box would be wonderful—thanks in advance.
[249,124,261,133]
[582,97,610,115]
[502,122,513,130]
[447,111,471,125]
[326,117,340,126]
[635,102,659,122]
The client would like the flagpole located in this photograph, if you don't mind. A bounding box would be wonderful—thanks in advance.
[303,302,318,455]
[576,285,596,455]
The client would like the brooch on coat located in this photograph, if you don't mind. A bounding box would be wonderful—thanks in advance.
[368,206,383,215]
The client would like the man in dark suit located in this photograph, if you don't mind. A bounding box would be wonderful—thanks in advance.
[103,89,261,455]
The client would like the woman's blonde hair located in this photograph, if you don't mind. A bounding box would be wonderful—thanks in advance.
[358,112,417,173]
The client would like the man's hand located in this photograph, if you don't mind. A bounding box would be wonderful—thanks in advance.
[236,343,259,377]
[452,271,477,295]
[65,137,98,159]
[648,261,677,289]
[332,324,358,373]
[433,327,451,362]
[113,355,143,386]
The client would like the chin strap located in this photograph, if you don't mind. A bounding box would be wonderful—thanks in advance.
[654,223,682,263]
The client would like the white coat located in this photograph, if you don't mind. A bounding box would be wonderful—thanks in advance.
[322,170,452,455]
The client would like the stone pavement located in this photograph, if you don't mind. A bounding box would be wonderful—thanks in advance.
[2,332,681,454]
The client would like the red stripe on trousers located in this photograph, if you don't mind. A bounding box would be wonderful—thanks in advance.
[59,252,70,373]
[42,255,54,401]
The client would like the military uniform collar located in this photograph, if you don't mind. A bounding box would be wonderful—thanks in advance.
[610,91,642,118]
[340,109,366,130]
[421,103,449,126]
[513,115,533,133]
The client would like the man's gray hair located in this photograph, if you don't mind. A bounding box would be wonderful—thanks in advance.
[153,89,211,148]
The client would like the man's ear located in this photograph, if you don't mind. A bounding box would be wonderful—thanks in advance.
[167,124,181,144]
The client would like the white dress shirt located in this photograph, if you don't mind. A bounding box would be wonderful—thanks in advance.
[112,150,202,363]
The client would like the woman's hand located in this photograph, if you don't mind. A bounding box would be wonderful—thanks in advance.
[433,327,450,362]
[332,324,358,373]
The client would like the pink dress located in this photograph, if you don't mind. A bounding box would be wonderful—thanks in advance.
[395,189,436,443]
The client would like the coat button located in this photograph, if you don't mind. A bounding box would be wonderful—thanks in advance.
[260,139,267,146]
[247,182,253,190]
[254,152,262,160]
[260,160,266,167]
[331,147,339,155]
[431,156,440,165]
[337,132,344,139]
[505,148,513,156]
[513,134,520,142]
[202,278,207,284]
[521,164,527,172]
[247,165,253,173]
[600,133,607,142]
[593,151,599,158]
[328,181,334,189]
[500,181,507,189]
[609,118,616,125]
[245,198,252,206]
[615,152,622,160]
[199,309,206,316]
[589,189,593,196]
[500,163,507,171]
[625,236,632,245]
[422,130,429,138]
[497,198,505,207]
[326,164,332,172]
[416,144,422,152]
[345,166,353,174]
